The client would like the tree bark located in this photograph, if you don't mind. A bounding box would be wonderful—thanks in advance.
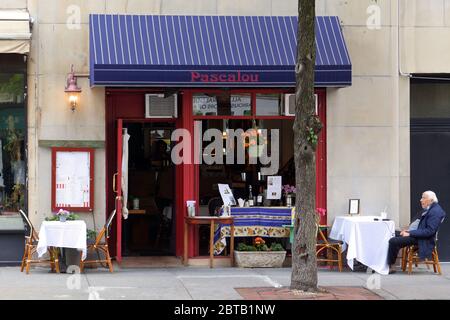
[290,0,320,292]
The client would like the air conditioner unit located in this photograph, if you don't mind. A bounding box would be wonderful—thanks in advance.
[284,94,295,116]
[145,94,178,118]
[283,93,318,116]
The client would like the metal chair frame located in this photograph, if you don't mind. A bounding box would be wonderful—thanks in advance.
[315,214,343,272]
[79,210,116,273]
[19,209,60,274]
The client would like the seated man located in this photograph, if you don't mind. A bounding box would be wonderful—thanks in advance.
[387,190,446,274]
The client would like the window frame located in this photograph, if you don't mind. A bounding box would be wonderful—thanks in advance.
[0,54,27,219]
[191,89,295,121]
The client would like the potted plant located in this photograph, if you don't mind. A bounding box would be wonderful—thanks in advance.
[234,237,286,268]
[45,209,80,222]
[282,184,296,207]
[87,229,97,245]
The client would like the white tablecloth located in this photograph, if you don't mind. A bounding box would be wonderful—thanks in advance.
[329,215,395,275]
[37,221,87,261]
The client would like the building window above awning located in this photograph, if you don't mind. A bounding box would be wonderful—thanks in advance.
[0,10,32,54]
[89,15,351,88]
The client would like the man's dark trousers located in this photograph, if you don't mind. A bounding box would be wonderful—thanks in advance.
[387,231,418,265]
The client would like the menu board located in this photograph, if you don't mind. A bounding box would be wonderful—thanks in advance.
[51,148,94,212]
[218,184,236,206]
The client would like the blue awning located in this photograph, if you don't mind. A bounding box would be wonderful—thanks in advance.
[89,15,351,87]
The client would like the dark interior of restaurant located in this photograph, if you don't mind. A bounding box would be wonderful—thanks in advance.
[121,114,295,256]
[122,122,175,256]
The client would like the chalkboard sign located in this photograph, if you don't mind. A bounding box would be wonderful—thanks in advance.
[51,147,94,212]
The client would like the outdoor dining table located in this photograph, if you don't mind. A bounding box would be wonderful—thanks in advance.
[329,215,396,275]
[36,220,87,261]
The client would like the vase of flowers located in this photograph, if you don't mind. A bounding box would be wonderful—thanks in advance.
[282,185,296,207]
[234,237,286,268]
[56,209,70,222]
[45,210,79,222]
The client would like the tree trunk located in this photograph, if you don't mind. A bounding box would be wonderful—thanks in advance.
[290,0,321,292]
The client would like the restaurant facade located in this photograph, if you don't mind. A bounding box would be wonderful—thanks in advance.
[0,0,449,264]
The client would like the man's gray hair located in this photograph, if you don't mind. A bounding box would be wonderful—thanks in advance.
[424,190,438,203]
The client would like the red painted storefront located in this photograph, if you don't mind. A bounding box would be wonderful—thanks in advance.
[105,88,327,261]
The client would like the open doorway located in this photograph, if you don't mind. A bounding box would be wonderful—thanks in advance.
[122,121,176,256]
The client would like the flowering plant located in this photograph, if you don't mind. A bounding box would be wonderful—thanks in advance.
[236,237,284,252]
[282,184,296,195]
[56,209,70,217]
[316,208,327,225]
[45,209,79,221]
[316,208,327,218]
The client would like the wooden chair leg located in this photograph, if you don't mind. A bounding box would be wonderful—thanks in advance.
[105,247,113,273]
[401,247,407,272]
[338,248,343,272]
[53,248,60,273]
[79,250,84,273]
[20,244,28,272]
[50,253,55,273]
[434,249,442,275]
[408,249,413,275]
[326,247,333,270]
[25,245,32,274]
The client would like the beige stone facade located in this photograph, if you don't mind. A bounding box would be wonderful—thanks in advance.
[1,0,449,234]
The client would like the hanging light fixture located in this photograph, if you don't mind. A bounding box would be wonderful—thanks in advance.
[64,64,81,112]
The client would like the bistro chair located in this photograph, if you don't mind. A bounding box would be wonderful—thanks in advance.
[19,209,60,274]
[401,221,444,275]
[315,215,343,272]
[79,209,116,273]
[402,244,442,275]
[402,218,445,275]
[208,197,223,216]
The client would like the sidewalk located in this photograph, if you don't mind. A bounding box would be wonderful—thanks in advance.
[0,263,449,300]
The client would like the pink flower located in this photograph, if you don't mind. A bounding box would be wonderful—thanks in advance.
[316,208,327,217]
[56,209,70,216]
[283,185,296,194]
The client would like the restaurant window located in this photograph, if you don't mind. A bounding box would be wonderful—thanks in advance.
[256,93,282,116]
[193,93,251,116]
[0,54,27,223]
[197,118,294,211]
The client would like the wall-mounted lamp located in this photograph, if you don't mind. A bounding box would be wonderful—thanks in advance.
[64,65,81,112]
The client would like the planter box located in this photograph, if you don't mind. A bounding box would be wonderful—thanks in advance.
[234,250,286,268]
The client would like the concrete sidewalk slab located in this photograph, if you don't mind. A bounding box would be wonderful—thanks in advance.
[0,263,448,300]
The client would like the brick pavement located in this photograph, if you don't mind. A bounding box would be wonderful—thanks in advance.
[235,286,383,300]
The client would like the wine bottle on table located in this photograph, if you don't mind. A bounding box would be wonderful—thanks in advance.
[257,186,264,206]
[248,185,254,206]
